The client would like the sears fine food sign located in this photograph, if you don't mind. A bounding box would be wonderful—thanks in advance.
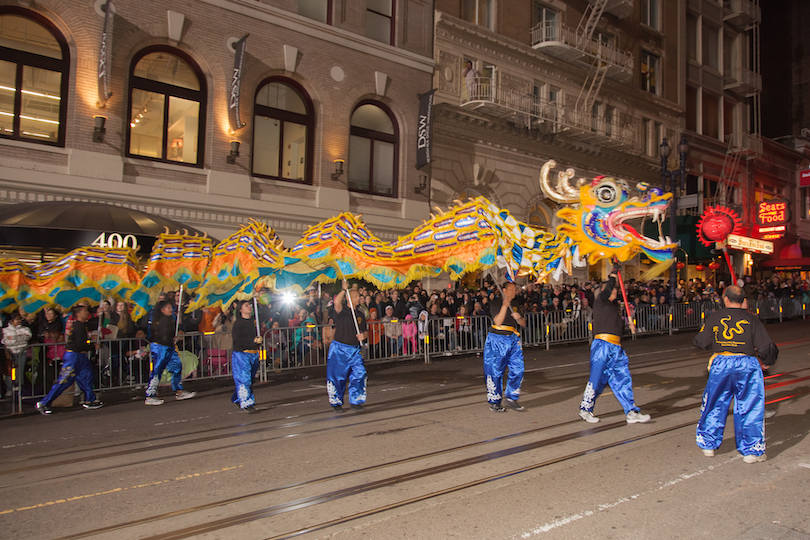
[416,90,435,169]
[756,199,790,227]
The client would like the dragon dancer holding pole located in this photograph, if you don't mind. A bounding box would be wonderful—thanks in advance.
[326,280,368,412]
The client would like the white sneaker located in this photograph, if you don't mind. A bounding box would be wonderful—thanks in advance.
[702,449,715,457]
[579,410,599,423]
[764,409,777,419]
[145,397,165,406]
[175,391,196,400]
[742,454,767,464]
[626,411,651,424]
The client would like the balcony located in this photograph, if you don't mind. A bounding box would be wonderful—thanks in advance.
[724,67,762,95]
[460,81,637,148]
[728,132,763,158]
[724,0,761,29]
[530,21,633,83]
[603,0,634,19]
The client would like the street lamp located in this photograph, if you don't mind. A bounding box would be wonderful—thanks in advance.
[660,134,689,317]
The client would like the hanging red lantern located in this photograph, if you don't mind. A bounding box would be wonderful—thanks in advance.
[695,263,705,272]
[708,261,720,270]
[676,261,685,270]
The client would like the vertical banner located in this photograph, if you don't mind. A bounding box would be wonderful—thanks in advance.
[97,0,113,107]
[229,35,249,132]
[416,89,435,169]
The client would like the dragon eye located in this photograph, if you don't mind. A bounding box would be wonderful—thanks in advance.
[595,184,617,205]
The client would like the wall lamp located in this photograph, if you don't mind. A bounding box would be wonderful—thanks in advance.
[92,116,106,143]
[227,140,240,164]
[331,159,345,181]
[414,174,428,195]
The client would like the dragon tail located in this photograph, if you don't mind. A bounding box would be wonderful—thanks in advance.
[639,258,675,282]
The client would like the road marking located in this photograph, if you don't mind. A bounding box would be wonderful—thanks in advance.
[513,433,801,538]
[0,465,243,516]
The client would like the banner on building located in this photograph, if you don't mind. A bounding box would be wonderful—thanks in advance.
[416,89,435,169]
[97,0,113,107]
[228,35,249,132]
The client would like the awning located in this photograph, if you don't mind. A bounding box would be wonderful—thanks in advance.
[0,201,213,255]
[760,257,810,271]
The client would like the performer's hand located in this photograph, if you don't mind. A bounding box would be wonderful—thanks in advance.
[355,333,364,343]
[254,337,263,344]
[628,321,637,335]
[342,279,349,291]
[612,261,621,276]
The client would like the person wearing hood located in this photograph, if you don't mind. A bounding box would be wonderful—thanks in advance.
[326,280,368,412]
[484,282,527,412]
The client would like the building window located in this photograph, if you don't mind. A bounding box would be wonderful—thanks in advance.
[605,106,614,137]
[462,0,493,31]
[252,78,314,184]
[533,2,557,39]
[641,0,660,31]
[702,23,719,70]
[0,9,69,146]
[686,85,698,132]
[641,51,659,94]
[591,102,600,133]
[367,0,394,45]
[348,101,398,197]
[801,187,810,220]
[299,0,332,24]
[702,92,719,139]
[686,13,698,62]
[127,47,206,166]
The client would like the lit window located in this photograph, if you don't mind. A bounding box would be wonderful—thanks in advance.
[367,0,394,45]
[462,0,493,30]
[127,47,206,166]
[252,78,313,184]
[348,101,398,197]
[641,51,659,94]
[0,10,68,145]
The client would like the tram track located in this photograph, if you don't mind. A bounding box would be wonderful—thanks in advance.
[54,375,810,540]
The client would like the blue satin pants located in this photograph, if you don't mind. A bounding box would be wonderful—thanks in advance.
[580,339,639,414]
[326,341,367,406]
[40,351,96,406]
[146,343,184,397]
[231,351,260,409]
[483,332,524,403]
[696,354,765,456]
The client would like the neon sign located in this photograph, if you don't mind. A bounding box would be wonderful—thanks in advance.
[756,199,790,226]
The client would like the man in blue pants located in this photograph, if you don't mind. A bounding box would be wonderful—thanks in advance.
[145,300,195,405]
[579,264,650,424]
[326,280,367,412]
[231,300,262,413]
[694,285,777,463]
[484,281,526,412]
[37,305,103,414]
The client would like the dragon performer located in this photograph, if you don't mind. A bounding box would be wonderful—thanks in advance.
[0,161,676,317]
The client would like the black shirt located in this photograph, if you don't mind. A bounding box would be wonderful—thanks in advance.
[330,304,367,347]
[488,298,520,334]
[67,320,93,352]
[592,276,622,337]
[151,312,176,347]
[232,316,258,352]
[694,307,778,365]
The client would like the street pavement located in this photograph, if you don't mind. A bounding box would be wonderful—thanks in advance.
[1,320,809,540]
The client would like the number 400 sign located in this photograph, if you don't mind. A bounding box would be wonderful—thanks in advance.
[90,232,140,250]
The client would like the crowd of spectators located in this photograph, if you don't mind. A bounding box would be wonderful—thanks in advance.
[2,273,808,396]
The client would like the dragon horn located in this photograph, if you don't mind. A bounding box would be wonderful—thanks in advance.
[539,160,580,204]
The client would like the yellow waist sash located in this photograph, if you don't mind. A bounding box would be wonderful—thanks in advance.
[594,333,621,346]
[707,351,742,371]
[491,324,520,336]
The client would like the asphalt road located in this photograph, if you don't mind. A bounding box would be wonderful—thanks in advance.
[2,320,809,540]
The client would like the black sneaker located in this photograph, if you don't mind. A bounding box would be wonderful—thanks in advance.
[82,400,103,410]
[350,404,365,412]
[505,399,525,411]
[333,405,345,413]
[36,402,52,415]
[490,402,506,413]
[241,406,257,414]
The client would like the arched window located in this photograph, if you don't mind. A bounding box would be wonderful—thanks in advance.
[0,9,69,146]
[252,78,314,184]
[348,101,398,197]
[127,47,206,166]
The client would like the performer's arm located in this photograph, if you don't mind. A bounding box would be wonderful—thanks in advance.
[597,275,616,303]
[693,315,714,351]
[333,280,349,314]
[752,318,779,366]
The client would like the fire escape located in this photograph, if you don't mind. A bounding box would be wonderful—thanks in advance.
[712,0,762,225]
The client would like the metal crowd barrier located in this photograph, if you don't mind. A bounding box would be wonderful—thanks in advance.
[6,296,807,413]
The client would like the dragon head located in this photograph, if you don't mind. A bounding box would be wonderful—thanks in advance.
[540,160,676,265]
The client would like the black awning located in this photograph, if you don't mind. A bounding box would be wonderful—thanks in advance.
[0,201,214,254]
